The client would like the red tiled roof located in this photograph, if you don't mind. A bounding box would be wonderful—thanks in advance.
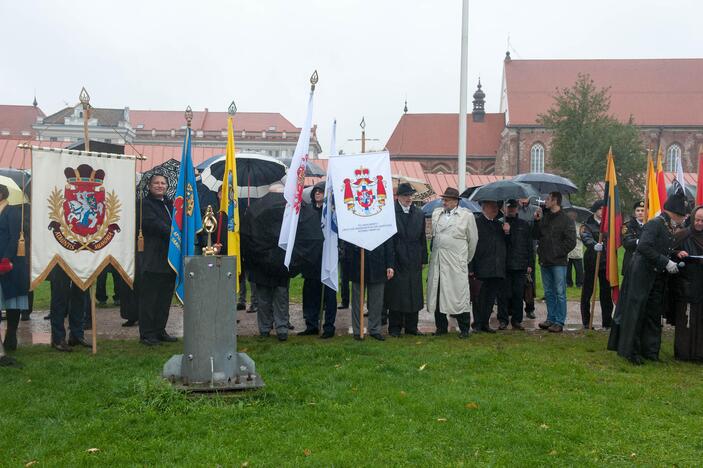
[423,173,510,200]
[129,110,300,133]
[0,105,45,139]
[0,139,64,168]
[504,58,703,126]
[385,113,505,157]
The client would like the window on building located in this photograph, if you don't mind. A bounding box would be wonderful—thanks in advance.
[49,136,58,142]
[667,143,682,172]
[104,139,112,144]
[530,143,545,173]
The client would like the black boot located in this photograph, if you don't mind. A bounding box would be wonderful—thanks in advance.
[3,309,20,351]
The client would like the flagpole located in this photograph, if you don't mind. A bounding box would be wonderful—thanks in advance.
[359,118,366,339]
[457,0,469,194]
[589,150,610,330]
[79,87,99,355]
[643,149,651,222]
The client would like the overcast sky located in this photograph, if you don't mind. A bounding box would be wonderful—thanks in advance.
[1,0,699,155]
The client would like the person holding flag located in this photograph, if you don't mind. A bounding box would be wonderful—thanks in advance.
[579,200,613,329]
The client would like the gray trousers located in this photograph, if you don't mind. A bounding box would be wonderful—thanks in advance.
[351,282,384,336]
[256,284,289,336]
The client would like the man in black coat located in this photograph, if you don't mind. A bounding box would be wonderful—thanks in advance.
[137,174,177,346]
[345,239,395,341]
[385,183,427,337]
[497,199,534,330]
[471,200,509,333]
[608,192,688,364]
[621,201,645,277]
[580,200,613,329]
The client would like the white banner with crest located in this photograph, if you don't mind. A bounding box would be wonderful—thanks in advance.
[30,147,136,290]
[329,151,397,251]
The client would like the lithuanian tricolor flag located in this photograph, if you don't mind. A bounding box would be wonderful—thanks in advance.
[601,148,622,303]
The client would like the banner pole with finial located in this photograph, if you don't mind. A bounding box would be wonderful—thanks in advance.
[79,87,98,354]
[359,117,366,339]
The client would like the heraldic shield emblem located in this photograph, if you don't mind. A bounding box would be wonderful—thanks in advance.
[47,164,121,252]
[342,166,387,217]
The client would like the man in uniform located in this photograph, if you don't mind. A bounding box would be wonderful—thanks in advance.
[580,200,613,329]
[385,183,427,337]
[621,201,645,277]
[427,187,478,338]
[608,192,688,364]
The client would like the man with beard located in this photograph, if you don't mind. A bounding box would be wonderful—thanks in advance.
[621,201,645,277]
[608,192,688,364]
[385,183,427,337]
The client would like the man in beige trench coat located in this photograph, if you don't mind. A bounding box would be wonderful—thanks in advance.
[427,187,478,338]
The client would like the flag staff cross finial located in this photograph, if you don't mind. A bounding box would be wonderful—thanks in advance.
[185,105,193,128]
[228,101,237,116]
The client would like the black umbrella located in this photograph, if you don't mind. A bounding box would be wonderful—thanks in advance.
[512,172,578,194]
[199,153,287,198]
[137,159,180,200]
[421,198,481,218]
[469,180,538,202]
[563,206,592,223]
[280,157,325,177]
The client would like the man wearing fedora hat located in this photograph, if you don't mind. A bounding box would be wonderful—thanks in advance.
[426,187,478,338]
[608,192,689,364]
[385,182,427,336]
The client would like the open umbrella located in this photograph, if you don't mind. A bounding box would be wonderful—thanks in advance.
[280,157,325,177]
[0,168,31,197]
[0,175,29,205]
[137,159,180,200]
[392,175,434,201]
[512,172,578,194]
[563,205,592,223]
[469,180,538,202]
[421,198,481,218]
[199,153,287,199]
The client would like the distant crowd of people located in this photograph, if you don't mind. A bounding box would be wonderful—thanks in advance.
[1,176,701,367]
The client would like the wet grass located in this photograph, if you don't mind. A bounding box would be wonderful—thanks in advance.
[1,332,702,466]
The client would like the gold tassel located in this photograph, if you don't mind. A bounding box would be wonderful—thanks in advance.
[137,229,144,252]
[17,231,25,257]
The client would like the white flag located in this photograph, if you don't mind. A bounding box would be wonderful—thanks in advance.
[30,147,136,290]
[279,89,315,268]
[329,151,397,251]
[674,153,686,195]
[321,120,338,291]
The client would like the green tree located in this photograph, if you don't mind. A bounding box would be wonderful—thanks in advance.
[538,74,644,208]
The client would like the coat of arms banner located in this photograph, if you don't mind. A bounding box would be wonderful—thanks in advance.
[329,151,397,251]
[30,147,136,290]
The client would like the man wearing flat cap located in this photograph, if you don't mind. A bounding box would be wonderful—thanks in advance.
[621,201,645,277]
[580,199,613,329]
[385,183,427,336]
[608,192,689,364]
[426,187,478,338]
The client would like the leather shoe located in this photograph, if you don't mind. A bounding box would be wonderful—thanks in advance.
[236,303,246,311]
[389,332,401,338]
[20,311,30,321]
[432,330,448,336]
[512,323,526,330]
[121,320,137,327]
[320,331,334,339]
[479,325,496,334]
[370,333,385,341]
[547,324,563,333]
[525,311,536,319]
[277,333,288,342]
[628,355,644,365]
[538,320,553,330]
[498,322,508,330]
[52,341,72,352]
[159,332,178,342]
[68,336,91,348]
[459,331,470,339]
[140,337,160,346]
[297,328,319,336]
[407,330,424,336]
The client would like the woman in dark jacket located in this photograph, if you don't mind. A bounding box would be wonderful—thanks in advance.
[0,183,30,352]
[137,174,177,346]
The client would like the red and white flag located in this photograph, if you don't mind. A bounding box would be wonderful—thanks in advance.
[278,87,315,268]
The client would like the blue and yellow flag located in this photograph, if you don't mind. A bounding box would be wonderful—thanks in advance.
[168,127,203,303]
[219,115,241,292]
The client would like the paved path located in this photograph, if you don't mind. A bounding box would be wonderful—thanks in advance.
[6,300,607,346]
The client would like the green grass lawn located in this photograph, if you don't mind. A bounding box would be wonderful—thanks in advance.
[2,333,702,466]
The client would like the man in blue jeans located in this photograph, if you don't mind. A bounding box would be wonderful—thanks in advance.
[532,192,576,332]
